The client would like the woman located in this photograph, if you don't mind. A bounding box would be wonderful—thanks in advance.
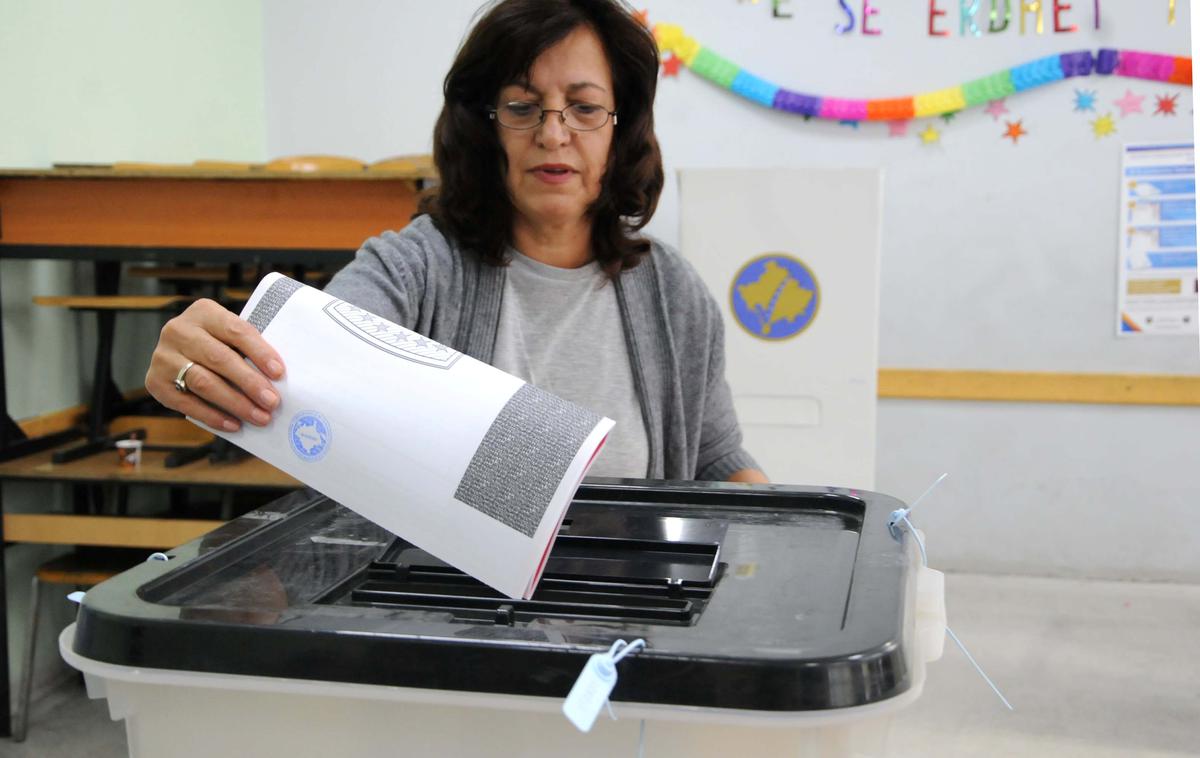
[146,0,766,483]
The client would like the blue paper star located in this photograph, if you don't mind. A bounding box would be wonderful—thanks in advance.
[1073,89,1097,112]
[839,119,860,129]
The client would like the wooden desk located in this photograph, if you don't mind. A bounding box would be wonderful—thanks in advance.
[0,166,427,263]
[0,164,432,737]
[0,441,300,555]
[3,515,223,550]
[0,164,432,450]
[0,440,299,489]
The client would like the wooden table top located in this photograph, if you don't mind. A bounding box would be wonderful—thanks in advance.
[0,442,300,489]
[0,163,435,182]
[0,163,430,254]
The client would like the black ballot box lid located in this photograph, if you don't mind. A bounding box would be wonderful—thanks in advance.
[72,480,921,712]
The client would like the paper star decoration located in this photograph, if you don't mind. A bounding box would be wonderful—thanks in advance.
[1155,94,1179,116]
[661,53,681,78]
[918,124,941,144]
[1091,113,1117,138]
[1114,90,1146,117]
[1073,89,1097,112]
[1003,120,1028,144]
[984,99,1009,120]
[887,120,910,137]
[941,111,959,123]
[839,120,860,129]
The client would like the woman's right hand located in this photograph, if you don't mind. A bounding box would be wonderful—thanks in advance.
[145,299,286,432]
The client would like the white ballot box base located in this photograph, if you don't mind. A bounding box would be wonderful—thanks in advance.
[62,624,928,758]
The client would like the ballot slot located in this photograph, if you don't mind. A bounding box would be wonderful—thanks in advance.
[574,482,865,509]
[135,486,862,625]
[573,484,866,528]
[318,532,722,626]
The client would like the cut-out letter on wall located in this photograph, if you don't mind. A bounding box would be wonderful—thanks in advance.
[990,0,1012,32]
[863,0,882,34]
[1020,0,1044,34]
[961,0,982,36]
[836,0,855,33]
[1053,0,1077,32]
[930,0,950,35]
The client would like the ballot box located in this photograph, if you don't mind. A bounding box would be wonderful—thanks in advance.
[62,481,946,758]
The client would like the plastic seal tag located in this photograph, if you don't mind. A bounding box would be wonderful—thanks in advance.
[562,652,618,733]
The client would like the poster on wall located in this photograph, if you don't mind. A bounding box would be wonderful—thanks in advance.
[1117,142,1198,336]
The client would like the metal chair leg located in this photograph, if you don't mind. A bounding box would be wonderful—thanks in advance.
[13,575,41,742]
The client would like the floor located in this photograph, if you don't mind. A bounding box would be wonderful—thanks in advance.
[889,573,1200,758]
[5,572,1199,757]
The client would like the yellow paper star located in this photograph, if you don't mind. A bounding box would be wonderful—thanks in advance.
[918,124,941,144]
[1091,112,1117,139]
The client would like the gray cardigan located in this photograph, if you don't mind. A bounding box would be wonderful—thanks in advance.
[324,215,760,481]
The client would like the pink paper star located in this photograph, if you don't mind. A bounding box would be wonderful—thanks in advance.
[984,99,1009,120]
[887,120,909,137]
[1114,90,1146,117]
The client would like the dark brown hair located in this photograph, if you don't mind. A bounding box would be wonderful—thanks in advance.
[418,0,664,275]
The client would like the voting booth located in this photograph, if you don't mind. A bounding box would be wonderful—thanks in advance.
[63,481,945,758]
[680,168,883,490]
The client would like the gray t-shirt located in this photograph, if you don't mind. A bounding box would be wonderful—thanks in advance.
[491,250,649,479]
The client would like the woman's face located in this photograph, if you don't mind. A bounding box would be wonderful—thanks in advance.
[496,25,615,236]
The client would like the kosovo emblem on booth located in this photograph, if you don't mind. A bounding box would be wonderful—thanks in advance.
[730,254,820,341]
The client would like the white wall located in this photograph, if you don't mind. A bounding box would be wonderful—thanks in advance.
[262,1,481,161]
[259,0,1198,581]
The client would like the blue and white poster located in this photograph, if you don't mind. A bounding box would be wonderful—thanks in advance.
[1118,142,1198,336]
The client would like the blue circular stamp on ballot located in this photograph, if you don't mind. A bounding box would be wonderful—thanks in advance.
[289,411,332,462]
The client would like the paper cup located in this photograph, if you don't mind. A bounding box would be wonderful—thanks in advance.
[116,439,143,470]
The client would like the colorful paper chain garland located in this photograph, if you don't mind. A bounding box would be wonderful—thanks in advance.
[652,23,1192,121]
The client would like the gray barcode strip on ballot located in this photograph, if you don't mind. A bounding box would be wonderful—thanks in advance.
[454,384,601,538]
[247,277,304,333]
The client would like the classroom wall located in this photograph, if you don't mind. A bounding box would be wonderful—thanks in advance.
[0,0,267,700]
[261,0,1199,580]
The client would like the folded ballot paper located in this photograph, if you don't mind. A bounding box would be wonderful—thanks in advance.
[202,273,614,599]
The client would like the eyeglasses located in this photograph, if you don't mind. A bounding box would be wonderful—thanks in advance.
[488,101,617,131]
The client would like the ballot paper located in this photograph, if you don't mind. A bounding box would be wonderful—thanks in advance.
[202,273,614,599]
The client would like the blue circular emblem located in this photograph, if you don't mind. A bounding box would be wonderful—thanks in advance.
[289,411,332,462]
[729,253,820,341]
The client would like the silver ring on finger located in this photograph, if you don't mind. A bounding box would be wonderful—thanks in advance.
[174,361,197,393]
